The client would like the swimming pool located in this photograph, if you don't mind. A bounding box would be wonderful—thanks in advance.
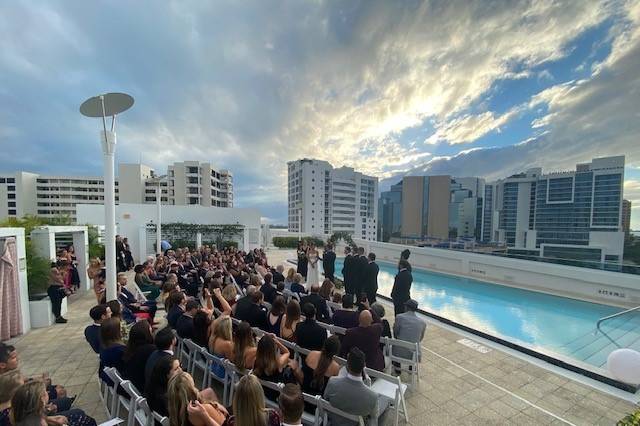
[334,258,640,374]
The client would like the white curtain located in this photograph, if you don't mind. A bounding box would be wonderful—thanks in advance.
[0,237,22,340]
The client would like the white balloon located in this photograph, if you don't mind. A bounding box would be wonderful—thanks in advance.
[607,348,640,384]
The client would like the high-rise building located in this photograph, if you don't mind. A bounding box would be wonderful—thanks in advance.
[622,199,632,238]
[378,181,402,241]
[287,159,378,241]
[0,161,234,222]
[484,156,625,262]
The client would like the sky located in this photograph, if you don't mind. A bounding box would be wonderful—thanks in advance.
[1,0,639,228]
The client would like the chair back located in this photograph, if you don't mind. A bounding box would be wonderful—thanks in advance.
[202,351,232,406]
[319,398,365,426]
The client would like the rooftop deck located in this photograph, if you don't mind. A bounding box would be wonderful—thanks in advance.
[6,249,638,425]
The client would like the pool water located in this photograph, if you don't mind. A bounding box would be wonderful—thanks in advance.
[334,259,640,369]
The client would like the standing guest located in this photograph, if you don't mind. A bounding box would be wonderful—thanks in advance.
[123,320,156,392]
[145,327,177,385]
[232,322,257,371]
[393,300,427,372]
[224,374,281,426]
[123,237,134,270]
[167,291,187,329]
[176,299,200,340]
[259,273,277,305]
[294,304,327,351]
[145,356,181,417]
[340,310,384,371]
[278,384,304,426]
[272,265,285,286]
[364,253,379,304]
[167,372,227,426]
[322,244,336,282]
[353,247,368,299]
[84,305,111,354]
[323,348,379,426]
[296,242,308,280]
[332,294,360,330]
[391,259,413,316]
[283,268,296,290]
[300,284,331,323]
[87,259,104,303]
[341,247,354,295]
[400,249,412,271]
[99,317,126,386]
[266,296,286,336]
[253,334,302,401]
[301,335,341,396]
[116,235,127,272]
[318,279,335,301]
[47,267,69,324]
[280,300,301,342]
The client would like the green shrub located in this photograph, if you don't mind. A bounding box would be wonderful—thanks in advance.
[273,236,324,248]
[619,408,640,426]
[25,240,51,298]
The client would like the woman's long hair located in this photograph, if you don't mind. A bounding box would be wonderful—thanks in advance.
[167,371,199,426]
[233,375,267,426]
[100,317,123,348]
[284,300,301,329]
[145,356,178,414]
[10,380,46,425]
[253,335,279,377]
[124,320,153,360]
[312,335,340,390]
[192,311,212,348]
[233,322,255,370]
[211,315,233,349]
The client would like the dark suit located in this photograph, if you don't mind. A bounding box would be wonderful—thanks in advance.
[353,255,368,297]
[364,261,379,303]
[391,268,413,316]
[260,283,277,305]
[119,287,157,320]
[245,304,268,330]
[84,324,101,353]
[300,293,331,323]
[332,309,359,330]
[272,270,285,285]
[233,295,253,321]
[341,254,354,294]
[166,305,184,329]
[322,250,336,282]
[176,314,195,339]
[145,350,172,386]
[294,318,327,350]
[341,324,384,371]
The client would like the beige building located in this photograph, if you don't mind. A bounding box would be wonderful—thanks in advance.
[622,199,632,238]
[400,175,450,239]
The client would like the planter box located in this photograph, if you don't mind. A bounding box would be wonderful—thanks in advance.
[29,297,68,328]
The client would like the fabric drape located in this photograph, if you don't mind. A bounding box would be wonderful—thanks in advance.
[0,237,22,340]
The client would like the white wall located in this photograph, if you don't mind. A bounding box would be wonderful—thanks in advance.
[346,238,640,307]
[76,203,262,262]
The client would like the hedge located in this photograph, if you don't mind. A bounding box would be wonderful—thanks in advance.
[273,236,324,248]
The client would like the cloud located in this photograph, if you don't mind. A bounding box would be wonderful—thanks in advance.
[425,108,522,145]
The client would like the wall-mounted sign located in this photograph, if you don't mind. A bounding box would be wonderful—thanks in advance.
[19,257,26,271]
[123,214,131,219]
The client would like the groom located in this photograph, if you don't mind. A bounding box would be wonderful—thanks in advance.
[322,244,336,282]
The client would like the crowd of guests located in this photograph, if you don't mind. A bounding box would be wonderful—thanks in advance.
[78,241,425,425]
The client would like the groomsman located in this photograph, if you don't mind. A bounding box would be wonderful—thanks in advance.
[354,247,368,297]
[342,246,354,294]
[364,252,379,303]
[322,244,336,282]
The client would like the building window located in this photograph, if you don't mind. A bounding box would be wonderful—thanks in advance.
[187,166,199,174]
[8,209,16,215]
[7,178,14,183]
[7,194,15,199]
[189,197,199,205]
[7,186,15,191]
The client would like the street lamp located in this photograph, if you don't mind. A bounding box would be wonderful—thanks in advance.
[148,174,168,255]
[80,92,134,302]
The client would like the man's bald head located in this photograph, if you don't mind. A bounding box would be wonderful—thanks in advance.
[359,310,373,327]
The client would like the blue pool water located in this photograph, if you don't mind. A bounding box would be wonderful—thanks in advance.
[334,259,640,369]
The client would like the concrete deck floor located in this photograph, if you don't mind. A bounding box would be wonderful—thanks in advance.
[7,249,638,425]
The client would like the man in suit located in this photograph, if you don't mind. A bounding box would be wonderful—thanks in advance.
[353,247,369,298]
[341,247,354,295]
[145,327,177,385]
[391,259,413,316]
[117,273,157,321]
[272,264,286,285]
[233,285,256,320]
[393,299,427,370]
[322,244,336,282]
[244,291,269,330]
[259,273,277,304]
[400,249,412,272]
[340,310,384,371]
[363,253,379,304]
[323,348,379,426]
[176,299,199,339]
[294,303,327,350]
[332,293,359,330]
[84,304,111,353]
[300,283,331,323]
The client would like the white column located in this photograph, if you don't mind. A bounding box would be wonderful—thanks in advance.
[73,230,90,291]
[196,232,202,249]
[156,183,162,255]
[30,229,56,262]
[138,225,148,263]
[101,130,117,302]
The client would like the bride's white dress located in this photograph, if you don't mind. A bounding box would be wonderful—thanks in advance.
[306,252,320,290]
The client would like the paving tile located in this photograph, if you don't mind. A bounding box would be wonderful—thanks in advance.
[487,398,521,418]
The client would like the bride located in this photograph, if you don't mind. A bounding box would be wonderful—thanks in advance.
[306,244,320,290]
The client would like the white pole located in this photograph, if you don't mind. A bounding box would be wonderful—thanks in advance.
[298,208,302,241]
[101,129,117,302]
[156,181,162,255]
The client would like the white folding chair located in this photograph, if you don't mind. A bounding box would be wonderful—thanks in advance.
[120,381,150,426]
[319,398,365,426]
[367,368,409,426]
[203,351,232,406]
[382,337,421,388]
[178,337,192,369]
[103,367,132,420]
[183,339,207,381]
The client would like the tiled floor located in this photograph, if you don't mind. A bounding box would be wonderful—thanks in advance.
[7,249,639,425]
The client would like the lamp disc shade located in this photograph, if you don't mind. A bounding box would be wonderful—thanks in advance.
[80,92,134,117]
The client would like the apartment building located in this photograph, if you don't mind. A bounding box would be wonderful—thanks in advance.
[287,158,378,241]
[622,199,632,238]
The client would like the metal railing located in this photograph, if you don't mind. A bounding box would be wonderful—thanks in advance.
[595,305,640,347]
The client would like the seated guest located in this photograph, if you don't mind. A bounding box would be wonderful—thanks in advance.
[319,279,335,301]
[117,273,157,321]
[84,304,111,353]
[332,294,359,330]
[393,299,427,369]
[167,372,227,426]
[278,383,304,426]
[280,300,301,342]
[123,320,155,392]
[145,327,177,385]
[0,370,23,426]
[233,322,257,371]
[245,291,269,330]
[340,310,384,371]
[370,303,392,342]
[283,268,296,290]
[232,285,256,321]
[324,348,379,426]
[166,291,187,329]
[209,316,234,373]
[224,374,281,426]
[221,285,237,309]
[145,356,181,417]
[192,310,213,348]
[106,300,132,339]
[99,317,126,386]
[266,296,286,336]
[9,379,97,426]
[253,334,302,401]
[300,284,331,323]
[134,264,161,300]
[259,273,277,305]
[290,273,306,295]
[294,304,327,351]
[176,299,200,340]
[302,335,341,396]
[272,265,285,286]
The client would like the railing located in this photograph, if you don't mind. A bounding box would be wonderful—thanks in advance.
[595,305,640,347]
